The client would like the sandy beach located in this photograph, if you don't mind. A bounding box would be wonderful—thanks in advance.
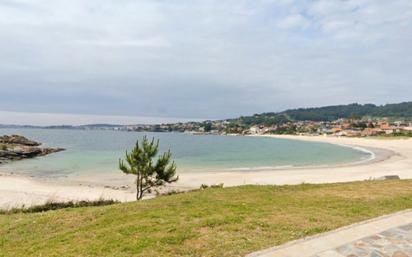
[1,135,411,209]
[178,135,412,187]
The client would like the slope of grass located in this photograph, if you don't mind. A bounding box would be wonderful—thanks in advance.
[1,180,412,257]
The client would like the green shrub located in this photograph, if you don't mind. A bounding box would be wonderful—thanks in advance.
[0,199,119,214]
[210,183,224,189]
[162,190,184,196]
[200,183,224,190]
[200,184,209,190]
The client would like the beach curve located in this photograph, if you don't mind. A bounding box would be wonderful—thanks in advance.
[1,135,411,209]
[177,135,411,187]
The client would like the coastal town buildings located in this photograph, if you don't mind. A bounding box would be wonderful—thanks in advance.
[67,117,412,138]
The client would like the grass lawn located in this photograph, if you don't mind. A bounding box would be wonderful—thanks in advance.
[1,180,412,257]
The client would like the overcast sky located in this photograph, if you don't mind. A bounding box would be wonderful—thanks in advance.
[1,0,411,125]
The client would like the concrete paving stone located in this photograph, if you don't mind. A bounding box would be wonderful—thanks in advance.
[380,228,412,240]
[316,250,345,257]
[369,238,392,248]
[247,211,412,257]
[400,244,412,256]
[362,235,383,243]
[379,229,399,238]
[391,251,410,257]
[382,244,403,256]
[337,244,370,257]
[336,244,355,256]
[316,223,412,257]
[399,224,412,232]
[355,240,370,248]
[368,250,388,257]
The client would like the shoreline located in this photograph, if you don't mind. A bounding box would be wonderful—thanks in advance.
[176,135,411,187]
[251,136,395,170]
[1,135,411,209]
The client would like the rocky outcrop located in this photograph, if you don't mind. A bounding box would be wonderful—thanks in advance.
[0,135,65,164]
[0,135,41,146]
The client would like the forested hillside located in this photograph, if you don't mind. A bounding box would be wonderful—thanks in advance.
[228,102,412,126]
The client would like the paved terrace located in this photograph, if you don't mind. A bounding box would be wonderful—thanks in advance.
[247,209,412,257]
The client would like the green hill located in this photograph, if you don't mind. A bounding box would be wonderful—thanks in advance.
[284,102,412,121]
[229,102,412,126]
[1,180,412,257]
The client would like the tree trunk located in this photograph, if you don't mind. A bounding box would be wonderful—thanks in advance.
[139,174,144,200]
[136,172,142,200]
[136,176,141,200]
[136,182,140,201]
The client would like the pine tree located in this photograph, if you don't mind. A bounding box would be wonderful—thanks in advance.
[119,136,178,200]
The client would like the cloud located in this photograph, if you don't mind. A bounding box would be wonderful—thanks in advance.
[0,0,411,124]
[73,37,170,48]
[276,14,310,29]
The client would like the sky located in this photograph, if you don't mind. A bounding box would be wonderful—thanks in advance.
[0,111,200,126]
[0,0,412,125]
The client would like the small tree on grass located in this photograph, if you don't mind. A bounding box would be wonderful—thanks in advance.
[119,136,178,200]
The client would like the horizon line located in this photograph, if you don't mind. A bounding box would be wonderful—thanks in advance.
[0,111,207,127]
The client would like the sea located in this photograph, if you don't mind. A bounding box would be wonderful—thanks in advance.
[0,128,372,181]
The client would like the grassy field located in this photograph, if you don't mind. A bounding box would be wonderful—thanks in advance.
[1,180,412,257]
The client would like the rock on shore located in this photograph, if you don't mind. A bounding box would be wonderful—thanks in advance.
[0,135,41,146]
[0,135,65,164]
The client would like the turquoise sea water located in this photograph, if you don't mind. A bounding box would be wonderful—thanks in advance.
[0,129,371,179]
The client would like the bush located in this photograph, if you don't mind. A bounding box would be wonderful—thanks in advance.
[200,184,209,190]
[210,183,224,189]
[0,144,7,150]
[161,190,184,196]
[0,199,119,214]
[200,183,224,190]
